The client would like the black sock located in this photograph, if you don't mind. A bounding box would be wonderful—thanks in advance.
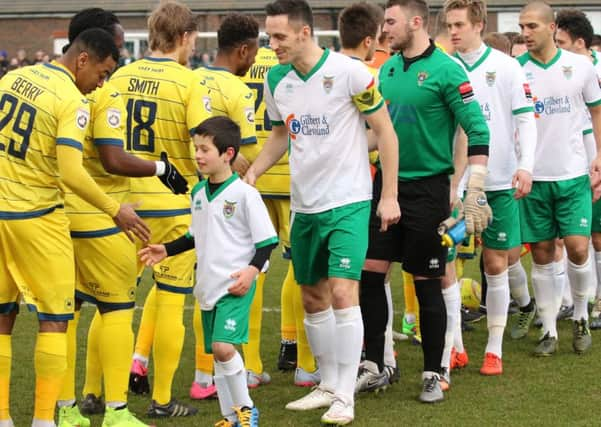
[359,270,388,371]
[415,278,446,374]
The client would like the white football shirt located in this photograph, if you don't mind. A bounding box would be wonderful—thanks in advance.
[519,49,601,180]
[264,49,384,214]
[189,174,278,310]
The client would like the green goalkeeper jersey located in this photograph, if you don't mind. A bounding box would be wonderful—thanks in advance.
[378,41,489,181]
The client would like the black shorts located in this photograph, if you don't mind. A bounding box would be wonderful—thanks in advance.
[366,170,450,277]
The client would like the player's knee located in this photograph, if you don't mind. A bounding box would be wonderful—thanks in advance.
[212,342,236,362]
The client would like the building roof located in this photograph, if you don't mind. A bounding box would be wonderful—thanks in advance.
[0,0,599,16]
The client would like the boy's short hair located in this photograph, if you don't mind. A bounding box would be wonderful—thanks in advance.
[195,116,241,163]
[148,1,199,52]
[338,3,384,50]
[483,32,511,54]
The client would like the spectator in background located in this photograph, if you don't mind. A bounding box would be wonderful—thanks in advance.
[483,32,511,54]
[508,33,527,57]
[201,52,211,66]
[33,49,46,65]
[592,34,601,52]
[0,50,8,77]
[119,47,133,66]
[7,57,19,71]
[16,48,30,67]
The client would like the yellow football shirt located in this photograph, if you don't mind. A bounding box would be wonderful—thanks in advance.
[241,47,290,198]
[194,65,257,161]
[109,57,211,215]
[0,62,90,217]
[64,82,130,233]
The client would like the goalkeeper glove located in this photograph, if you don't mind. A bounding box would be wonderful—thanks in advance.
[463,164,492,234]
[157,151,188,194]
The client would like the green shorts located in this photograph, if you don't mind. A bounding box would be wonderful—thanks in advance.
[592,198,601,233]
[201,281,256,354]
[290,201,370,285]
[482,189,521,250]
[519,175,592,243]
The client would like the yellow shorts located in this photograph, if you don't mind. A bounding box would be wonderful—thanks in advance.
[0,210,75,320]
[138,215,195,294]
[72,229,137,309]
[264,198,291,255]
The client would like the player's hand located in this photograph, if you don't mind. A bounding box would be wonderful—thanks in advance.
[463,165,492,234]
[244,166,257,186]
[233,154,250,177]
[228,265,259,296]
[158,152,188,194]
[113,202,150,242]
[376,196,401,232]
[138,244,167,266]
[512,169,532,200]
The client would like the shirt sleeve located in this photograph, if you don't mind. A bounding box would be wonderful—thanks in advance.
[583,60,601,107]
[93,86,126,147]
[56,95,90,151]
[264,70,282,125]
[349,61,384,115]
[245,186,278,249]
[187,73,213,135]
[442,62,490,151]
[510,60,535,116]
[232,82,258,146]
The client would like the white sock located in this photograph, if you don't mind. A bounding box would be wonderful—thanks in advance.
[333,306,363,405]
[132,353,149,367]
[441,282,460,368]
[508,260,530,307]
[567,256,593,321]
[383,282,396,367]
[194,369,213,386]
[588,244,596,301]
[532,262,558,338]
[594,251,601,299]
[554,260,570,310]
[484,270,510,358]
[0,420,14,427]
[220,352,253,410]
[304,307,337,393]
[31,420,55,427]
[56,399,76,408]
[452,282,464,353]
[214,359,236,421]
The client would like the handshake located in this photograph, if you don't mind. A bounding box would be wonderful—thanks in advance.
[157,151,188,195]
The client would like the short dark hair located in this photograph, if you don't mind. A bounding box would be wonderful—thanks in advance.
[195,116,241,163]
[483,32,511,54]
[218,14,260,52]
[386,0,429,26]
[63,8,120,53]
[556,8,594,49]
[70,28,120,63]
[338,3,384,49]
[265,0,314,33]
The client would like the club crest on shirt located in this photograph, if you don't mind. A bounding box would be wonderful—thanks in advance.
[107,108,121,128]
[417,71,428,86]
[562,66,573,80]
[485,71,496,87]
[223,200,237,218]
[322,75,334,94]
[76,108,89,130]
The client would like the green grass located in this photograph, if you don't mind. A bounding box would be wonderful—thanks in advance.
[9,250,601,426]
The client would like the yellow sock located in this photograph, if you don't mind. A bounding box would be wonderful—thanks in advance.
[0,334,11,421]
[402,271,417,317]
[455,257,465,280]
[58,311,79,402]
[34,332,67,421]
[134,285,157,358]
[82,310,103,397]
[193,300,213,375]
[100,309,133,404]
[280,263,297,342]
[243,274,264,373]
[152,290,185,405]
[415,292,421,338]
[293,270,316,373]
